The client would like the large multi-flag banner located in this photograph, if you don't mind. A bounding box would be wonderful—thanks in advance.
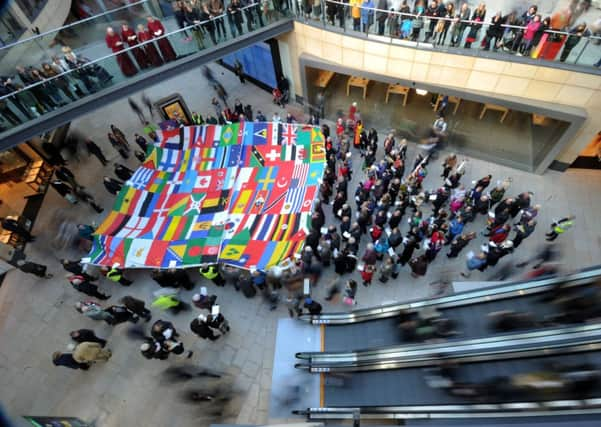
[87,122,326,271]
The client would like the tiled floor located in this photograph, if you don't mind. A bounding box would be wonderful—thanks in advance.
[0,62,600,426]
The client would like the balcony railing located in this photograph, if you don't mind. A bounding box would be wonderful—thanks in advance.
[0,0,153,71]
[296,0,601,69]
[1,0,600,136]
[0,4,293,134]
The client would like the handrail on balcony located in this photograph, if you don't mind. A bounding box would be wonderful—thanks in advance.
[0,3,282,104]
[315,0,601,42]
[0,0,150,52]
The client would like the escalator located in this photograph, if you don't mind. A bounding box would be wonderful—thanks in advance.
[296,341,601,420]
[300,266,601,352]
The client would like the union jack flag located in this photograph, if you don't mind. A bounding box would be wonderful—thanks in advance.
[280,123,297,145]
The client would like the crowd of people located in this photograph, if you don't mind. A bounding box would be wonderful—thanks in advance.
[0,0,288,131]
[316,0,599,64]
[0,57,578,379]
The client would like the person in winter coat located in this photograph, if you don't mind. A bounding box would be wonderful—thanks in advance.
[16,259,53,278]
[73,341,112,363]
[512,219,536,248]
[304,297,323,315]
[75,301,114,324]
[192,287,217,310]
[399,235,419,265]
[361,0,375,32]
[447,232,476,258]
[409,254,428,277]
[53,351,90,370]
[379,257,395,283]
[447,216,464,242]
[151,319,178,342]
[50,179,77,204]
[105,305,139,325]
[103,176,124,195]
[190,314,220,341]
[68,275,110,299]
[114,163,134,181]
[120,295,152,321]
[362,243,378,267]
[487,224,511,244]
[461,252,487,277]
[61,259,98,281]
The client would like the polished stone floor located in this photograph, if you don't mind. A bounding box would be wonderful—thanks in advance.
[0,63,600,427]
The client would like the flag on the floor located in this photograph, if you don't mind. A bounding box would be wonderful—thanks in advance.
[89,122,326,270]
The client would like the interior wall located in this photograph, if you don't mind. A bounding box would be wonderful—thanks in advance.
[277,22,601,167]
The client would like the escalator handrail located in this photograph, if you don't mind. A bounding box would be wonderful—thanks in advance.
[302,341,601,372]
[300,266,601,325]
[296,323,601,365]
[296,403,601,419]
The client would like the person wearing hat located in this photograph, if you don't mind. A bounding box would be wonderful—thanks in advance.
[190,314,220,341]
[52,351,90,370]
[192,287,217,310]
[16,259,52,278]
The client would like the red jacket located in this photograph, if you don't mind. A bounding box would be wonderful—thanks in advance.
[489,225,509,244]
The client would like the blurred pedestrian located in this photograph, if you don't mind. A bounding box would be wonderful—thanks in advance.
[68,275,110,299]
[85,139,108,166]
[16,259,53,278]
[546,215,575,241]
[120,295,152,321]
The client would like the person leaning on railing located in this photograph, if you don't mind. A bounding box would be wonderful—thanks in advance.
[464,2,486,48]
[560,22,591,62]
[481,11,503,51]
[451,2,470,46]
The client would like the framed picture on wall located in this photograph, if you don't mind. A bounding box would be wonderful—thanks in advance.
[155,93,192,125]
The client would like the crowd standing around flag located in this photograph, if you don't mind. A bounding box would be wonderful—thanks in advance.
[0,66,575,412]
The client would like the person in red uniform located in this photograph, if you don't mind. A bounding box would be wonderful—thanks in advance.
[105,26,138,76]
[146,16,177,62]
[136,23,164,67]
[121,23,149,69]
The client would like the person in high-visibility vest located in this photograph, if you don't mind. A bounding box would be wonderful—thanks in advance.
[199,264,225,286]
[104,264,133,286]
[546,215,575,241]
[191,111,204,125]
